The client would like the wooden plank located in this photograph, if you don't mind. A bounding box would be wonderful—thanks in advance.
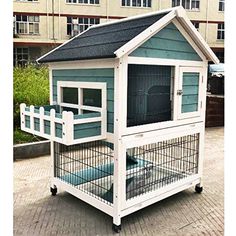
[74,122,101,131]
[142,37,197,53]
[55,123,62,138]
[182,95,198,105]
[182,104,198,113]
[52,68,114,77]
[131,48,201,61]
[74,126,101,139]
[130,22,202,61]
[183,85,199,95]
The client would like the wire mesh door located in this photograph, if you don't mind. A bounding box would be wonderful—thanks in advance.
[125,134,199,200]
[54,141,114,205]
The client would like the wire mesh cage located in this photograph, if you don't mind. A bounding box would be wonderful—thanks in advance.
[54,141,114,205]
[127,64,173,127]
[54,133,199,205]
[126,133,199,200]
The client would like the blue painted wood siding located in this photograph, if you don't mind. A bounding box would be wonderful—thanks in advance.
[130,23,202,61]
[181,72,199,113]
[52,68,114,133]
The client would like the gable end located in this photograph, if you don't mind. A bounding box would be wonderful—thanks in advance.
[129,22,202,61]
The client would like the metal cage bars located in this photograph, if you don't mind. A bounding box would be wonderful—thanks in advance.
[54,133,199,205]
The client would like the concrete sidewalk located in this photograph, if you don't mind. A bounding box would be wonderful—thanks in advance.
[14,127,224,236]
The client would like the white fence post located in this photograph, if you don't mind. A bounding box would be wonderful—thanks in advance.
[62,111,74,145]
[29,105,34,132]
[50,108,56,141]
[20,103,26,130]
[39,107,45,135]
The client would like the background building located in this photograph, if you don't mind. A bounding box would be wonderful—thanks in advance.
[13,0,224,66]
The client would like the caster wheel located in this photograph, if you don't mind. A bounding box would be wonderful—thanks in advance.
[195,185,203,194]
[50,187,57,196]
[112,224,121,233]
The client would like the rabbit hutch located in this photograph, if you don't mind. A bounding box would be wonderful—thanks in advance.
[20,7,219,233]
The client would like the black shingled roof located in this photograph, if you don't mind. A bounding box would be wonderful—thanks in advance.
[38,12,169,63]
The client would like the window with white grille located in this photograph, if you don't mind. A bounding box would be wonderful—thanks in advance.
[67,17,100,36]
[219,0,225,11]
[192,21,200,31]
[172,0,200,10]
[121,0,151,8]
[66,0,99,4]
[16,0,39,2]
[14,48,29,66]
[217,23,225,40]
[14,15,39,35]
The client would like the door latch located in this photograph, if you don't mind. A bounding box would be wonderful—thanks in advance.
[177,90,183,95]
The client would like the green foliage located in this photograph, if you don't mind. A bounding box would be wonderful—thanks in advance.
[14,64,50,143]
[14,128,42,144]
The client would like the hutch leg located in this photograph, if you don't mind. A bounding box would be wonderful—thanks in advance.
[50,141,57,195]
[195,128,205,193]
[112,216,122,233]
[112,138,126,233]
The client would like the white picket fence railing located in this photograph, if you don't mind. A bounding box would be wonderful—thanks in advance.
[20,103,106,145]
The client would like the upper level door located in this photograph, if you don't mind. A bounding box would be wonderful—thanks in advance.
[177,67,203,120]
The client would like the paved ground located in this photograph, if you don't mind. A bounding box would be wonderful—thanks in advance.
[14,127,224,236]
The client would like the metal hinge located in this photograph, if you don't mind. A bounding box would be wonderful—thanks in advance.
[177,90,183,95]
[200,101,202,108]
[202,76,204,83]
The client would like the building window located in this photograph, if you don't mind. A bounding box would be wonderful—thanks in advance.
[66,0,99,4]
[16,0,39,2]
[215,51,224,63]
[192,21,199,31]
[217,23,224,40]
[219,0,225,11]
[14,15,39,35]
[172,0,200,11]
[67,17,100,36]
[14,48,29,66]
[121,0,152,8]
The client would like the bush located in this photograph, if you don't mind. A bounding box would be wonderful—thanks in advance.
[14,64,50,143]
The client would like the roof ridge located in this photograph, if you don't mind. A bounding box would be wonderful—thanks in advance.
[89,6,180,30]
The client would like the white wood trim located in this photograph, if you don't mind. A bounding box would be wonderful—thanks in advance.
[49,67,54,105]
[124,117,204,136]
[80,105,102,113]
[48,59,115,70]
[20,103,26,131]
[175,7,219,64]
[173,64,180,121]
[62,111,74,145]
[57,81,107,89]
[51,178,114,217]
[122,122,203,149]
[115,10,176,58]
[113,57,128,226]
[121,175,201,216]
[198,127,205,187]
[172,18,207,62]
[73,116,102,125]
[105,132,114,143]
[50,141,55,188]
[127,56,205,67]
[177,67,203,120]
